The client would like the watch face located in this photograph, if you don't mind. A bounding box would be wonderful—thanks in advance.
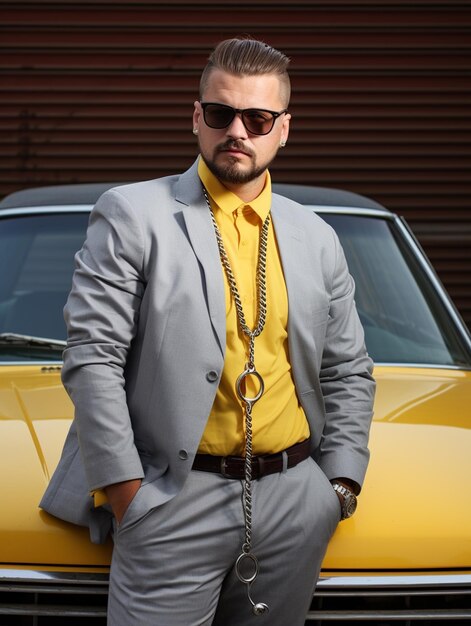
[344,494,357,518]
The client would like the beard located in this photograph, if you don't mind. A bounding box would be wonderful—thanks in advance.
[200,140,277,186]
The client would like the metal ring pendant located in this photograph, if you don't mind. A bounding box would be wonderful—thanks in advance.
[235,551,260,584]
[236,367,265,404]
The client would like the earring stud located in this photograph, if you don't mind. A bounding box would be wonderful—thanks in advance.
[193,128,199,136]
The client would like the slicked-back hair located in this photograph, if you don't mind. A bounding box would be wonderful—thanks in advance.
[199,38,291,107]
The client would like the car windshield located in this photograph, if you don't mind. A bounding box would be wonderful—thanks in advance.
[0,212,89,361]
[322,213,470,367]
[0,210,469,366]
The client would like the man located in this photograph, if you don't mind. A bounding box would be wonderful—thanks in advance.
[41,37,375,625]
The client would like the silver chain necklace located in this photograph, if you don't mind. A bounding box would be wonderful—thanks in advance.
[202,186,270,616]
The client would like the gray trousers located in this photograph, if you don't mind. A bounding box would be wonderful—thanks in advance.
[107,457,341,625]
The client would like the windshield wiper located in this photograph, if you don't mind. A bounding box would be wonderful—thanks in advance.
[0,332,66,351]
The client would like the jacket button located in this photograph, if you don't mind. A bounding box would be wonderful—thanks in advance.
[206,370,219,382]
[179,449,188,460]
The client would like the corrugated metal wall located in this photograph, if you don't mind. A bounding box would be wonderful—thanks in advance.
[1,1,470,326]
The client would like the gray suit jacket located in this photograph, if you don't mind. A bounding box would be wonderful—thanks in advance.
[40,160,375,543]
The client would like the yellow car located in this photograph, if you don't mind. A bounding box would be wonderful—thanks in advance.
[0,183,470,625]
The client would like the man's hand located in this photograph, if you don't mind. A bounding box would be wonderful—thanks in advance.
[104,478,142,525]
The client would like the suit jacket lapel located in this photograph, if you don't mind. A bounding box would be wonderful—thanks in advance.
[271,196,314,338]
[176,162,226,356]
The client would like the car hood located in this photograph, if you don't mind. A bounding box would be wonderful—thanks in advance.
[324,365,471,570]
[0,365,111,568]
[1,364,470,571]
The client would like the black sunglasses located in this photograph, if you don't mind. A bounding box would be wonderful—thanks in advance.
[200,102,288,136]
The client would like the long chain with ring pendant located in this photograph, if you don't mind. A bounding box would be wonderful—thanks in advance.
[202,186,270,616]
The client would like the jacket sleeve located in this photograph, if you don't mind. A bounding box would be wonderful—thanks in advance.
[61,188,146,491]
[317,230,376,489]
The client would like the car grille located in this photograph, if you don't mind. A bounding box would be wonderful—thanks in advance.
[0,571,108,625]
[307,575,471,624]
[1,571,470,624]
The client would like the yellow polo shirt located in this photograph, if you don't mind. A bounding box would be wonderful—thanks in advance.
[197,158,310,456]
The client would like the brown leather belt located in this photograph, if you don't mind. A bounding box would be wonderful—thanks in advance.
[192,438,311,480]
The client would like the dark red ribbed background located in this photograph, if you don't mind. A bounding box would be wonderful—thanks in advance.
[1,1,470,326]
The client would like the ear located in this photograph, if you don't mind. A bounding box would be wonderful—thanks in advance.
[280,112,291,145]
[193,101,202,132]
